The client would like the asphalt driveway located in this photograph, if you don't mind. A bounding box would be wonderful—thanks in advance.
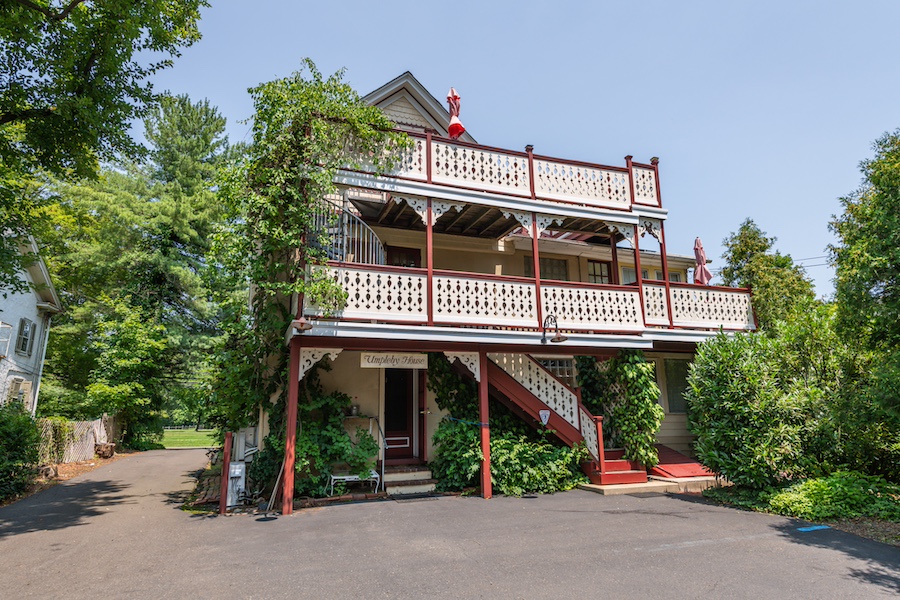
[0,449,897,599]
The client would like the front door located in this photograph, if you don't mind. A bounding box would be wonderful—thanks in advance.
[384,369,415,460]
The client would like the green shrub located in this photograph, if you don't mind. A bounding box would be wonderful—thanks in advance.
[0,401,41,502]
[704,472,900,522]
[430,419,482,492]
[687,332,828,488]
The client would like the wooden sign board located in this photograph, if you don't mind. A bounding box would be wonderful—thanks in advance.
[360,352,429,369]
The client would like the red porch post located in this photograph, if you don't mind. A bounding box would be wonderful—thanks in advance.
[426,198,434,326]
[593,416,606,474]
[282,337,301,514]
[479,351,492,499]
[218,431,233,515]
[610,234,620,285]
[531,213,544,331]
[658,222,675,329]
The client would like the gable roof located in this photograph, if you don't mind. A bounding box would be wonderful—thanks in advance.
[363,72,477,143]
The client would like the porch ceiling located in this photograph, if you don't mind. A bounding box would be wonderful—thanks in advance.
[350,197,628,243]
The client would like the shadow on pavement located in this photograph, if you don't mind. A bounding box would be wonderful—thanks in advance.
[0,479,130,538]
[772,522,900,594]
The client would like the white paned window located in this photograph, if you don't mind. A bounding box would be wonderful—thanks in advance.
[536,357,577,387]
[524,257,569,281]
[15,318,36,357]
[587,260,611,284]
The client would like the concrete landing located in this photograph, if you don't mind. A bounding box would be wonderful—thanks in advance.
[577,480,679,496]
[648,475,728,493]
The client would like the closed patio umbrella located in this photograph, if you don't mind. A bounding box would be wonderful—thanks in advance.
[694,237,713,285]
[447,87,466,139]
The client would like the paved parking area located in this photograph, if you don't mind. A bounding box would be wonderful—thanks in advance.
[0,449,897,599]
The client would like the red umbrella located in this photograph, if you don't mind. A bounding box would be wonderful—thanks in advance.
[694,237,713,286]
[447,87,466,139]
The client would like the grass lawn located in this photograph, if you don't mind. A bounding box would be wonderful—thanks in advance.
[161,429,216,448]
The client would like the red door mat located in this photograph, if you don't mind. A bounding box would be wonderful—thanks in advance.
[650,445,714,478]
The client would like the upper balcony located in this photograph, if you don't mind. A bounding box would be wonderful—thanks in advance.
[340,131,663,218]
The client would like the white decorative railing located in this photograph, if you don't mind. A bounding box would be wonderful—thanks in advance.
[642,283,670,326]
[541,285,643,331]
[533,159,631,208]
[431,141,531,196]
[433,274,537,327]
[579,407,600,461]
[394,136,428,181]
[668,285,755,329]
[488,353,580,429]
[313,266,427,322]
[308,265,754,333]
[632,167,658,205]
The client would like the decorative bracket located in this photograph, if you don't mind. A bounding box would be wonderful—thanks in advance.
[431,200,465,223]
[299,348,343,380]
[605,221,636,246]
[638,218,662,242]
[534,214,566,236]
[500,209,534,236]
[444,351,480,382]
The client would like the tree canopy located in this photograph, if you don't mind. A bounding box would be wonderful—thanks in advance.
[0,0,206,295]
[720,218,815,327]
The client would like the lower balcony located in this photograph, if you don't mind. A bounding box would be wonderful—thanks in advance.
[305,264,755,339]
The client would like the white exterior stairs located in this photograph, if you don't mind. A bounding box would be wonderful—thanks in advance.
[384,465,437,495]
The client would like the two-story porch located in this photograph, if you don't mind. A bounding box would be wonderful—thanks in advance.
[274,73,754,513]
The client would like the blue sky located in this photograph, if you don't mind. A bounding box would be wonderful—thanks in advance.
[152,1,900,296]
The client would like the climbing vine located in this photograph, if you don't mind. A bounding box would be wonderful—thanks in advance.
[577,350,664,467]
[208,59,409,433]
[248,361,378,498]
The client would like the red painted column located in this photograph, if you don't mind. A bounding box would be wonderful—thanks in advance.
[426,132,433,184]
[282,337,301,515]
[218,431,233,515]
[479,351,492,499]
[632,224,648,327]
[658,222,675,329]
[610,235,620,285]
[593,416,606,474]
[531,214,544,331]
[651,156,662,207]
[426,198,434,326]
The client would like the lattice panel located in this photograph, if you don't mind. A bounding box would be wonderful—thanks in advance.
[642,283,670,326]
[488,353,579,429]
[579,407,600,461]
[431,141,531,195]
[319,267,427,322]
[668,287,755,329]
[632,167,658,205]
[433,276,537,327]
[540,285,643,331]
[533,160,631,207]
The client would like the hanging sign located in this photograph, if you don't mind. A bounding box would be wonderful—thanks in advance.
[539,410,551,425]
[360,353,429,369]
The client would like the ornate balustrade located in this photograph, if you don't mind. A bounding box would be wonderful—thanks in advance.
[488,353,580,429]
[379,132,661,210]
[309,264,754,334]
[668,283,755,330]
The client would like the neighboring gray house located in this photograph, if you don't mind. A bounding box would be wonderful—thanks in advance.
[0,237,61,415]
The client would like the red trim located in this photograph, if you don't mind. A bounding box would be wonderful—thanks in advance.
[540,278,640,293]
[282,338,300,515]
[610,237,620,285]
[651,157,662,208]
[218,431,233,515]
[479,352,492,499]
[593,415,606,474]
[326,261,427,275]
[531,152,630,174]
[525,145,537,200]
[669,281,751,293]
[435,267,537,285]
[425,131,432,184]
[658,222,675,329]
[531,214,544,331]
[426,198,434,326]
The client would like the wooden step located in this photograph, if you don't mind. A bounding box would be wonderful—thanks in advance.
[383,466,433,483]
[603,459,642,472]
[386,478,438,495]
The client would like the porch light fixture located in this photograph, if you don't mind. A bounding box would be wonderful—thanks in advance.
[292,317,314,332]
[541,315,567,344]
